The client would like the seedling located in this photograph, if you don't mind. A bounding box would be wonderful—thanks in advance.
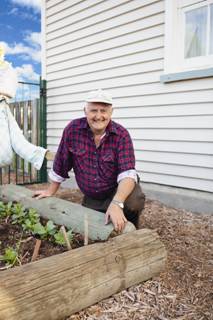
[0,247,19,266]
[0,201,74,269]
[54,229,73,246]
[0,201,13,220]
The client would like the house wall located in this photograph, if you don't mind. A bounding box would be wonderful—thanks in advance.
[43,0,213,193]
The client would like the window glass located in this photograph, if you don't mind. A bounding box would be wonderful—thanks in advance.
[184,6,207,58]
[210,4,213,54]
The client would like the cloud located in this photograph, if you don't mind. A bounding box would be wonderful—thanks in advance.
[24,32,41,48]
[10,0,41,12]
[0,24,14,30]
[9,7,19,14]
[0,39,41,63]
[8,6,40,21]
[16,64,40,82]
[15,84,40,101]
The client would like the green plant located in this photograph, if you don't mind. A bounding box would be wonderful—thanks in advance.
[0,247,18,266]
[11,203,27,225]
[0,201,75,254]
[32,220,57,239]
[32,222,47,238]
[22,208,40,231]
[54,229,73,246]
[0,201,5,217]
[0,201,13,219]
[46,220,57,236]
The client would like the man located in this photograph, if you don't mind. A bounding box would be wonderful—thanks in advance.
[34,89,145,231]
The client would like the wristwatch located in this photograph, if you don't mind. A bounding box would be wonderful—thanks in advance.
[111,199,124,209]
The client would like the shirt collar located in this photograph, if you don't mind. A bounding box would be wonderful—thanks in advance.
[106,120,118,135]
[80,118,88,129]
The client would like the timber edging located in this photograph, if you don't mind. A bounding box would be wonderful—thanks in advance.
[0,184,136,240]
[0,228,167,320]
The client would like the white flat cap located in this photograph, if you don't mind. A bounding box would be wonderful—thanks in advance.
[85,89,113,105]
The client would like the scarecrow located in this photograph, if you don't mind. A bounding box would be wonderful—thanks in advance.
[0,45,48,169]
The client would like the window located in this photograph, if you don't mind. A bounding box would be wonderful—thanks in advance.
[184,5,208,58]
[163,0,213,75]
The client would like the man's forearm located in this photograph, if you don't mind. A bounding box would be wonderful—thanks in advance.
[33,180,61,199]
[48,181,61,195]
[113,177,135,202]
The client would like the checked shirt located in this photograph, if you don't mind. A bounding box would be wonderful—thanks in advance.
[52,117,135,199]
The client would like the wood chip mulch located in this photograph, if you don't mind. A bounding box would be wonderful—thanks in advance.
[27,184,213,320]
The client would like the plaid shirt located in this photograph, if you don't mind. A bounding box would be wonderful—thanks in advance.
[53,117,135,199]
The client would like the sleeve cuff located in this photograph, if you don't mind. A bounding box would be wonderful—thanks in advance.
[117,169,137,184]
[31,147,47,170]
[48,168,66,183]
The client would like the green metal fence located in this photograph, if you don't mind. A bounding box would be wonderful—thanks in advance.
[0,79,47,185]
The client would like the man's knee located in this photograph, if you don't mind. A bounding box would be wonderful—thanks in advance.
[124,183,145,212]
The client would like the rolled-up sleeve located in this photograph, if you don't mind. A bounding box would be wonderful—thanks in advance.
[52,126,73,179]
[117,131,135,174]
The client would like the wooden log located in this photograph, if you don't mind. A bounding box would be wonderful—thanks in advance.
[0,185,136,240]
[0,229,167,320]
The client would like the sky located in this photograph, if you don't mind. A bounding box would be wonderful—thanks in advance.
[0,0,41,84]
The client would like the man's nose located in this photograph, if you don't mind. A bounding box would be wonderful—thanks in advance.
[95,110,102,119]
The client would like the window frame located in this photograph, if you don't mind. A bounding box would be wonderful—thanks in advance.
[163,0,213,76]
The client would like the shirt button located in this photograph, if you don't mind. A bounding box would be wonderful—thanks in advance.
[94,165,96,168]
[94,178,97,181]
[94,151,97,155]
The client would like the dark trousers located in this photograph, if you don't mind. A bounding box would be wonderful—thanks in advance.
[82,183,145,228]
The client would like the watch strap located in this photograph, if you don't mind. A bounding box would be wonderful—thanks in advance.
[111,199,124,209]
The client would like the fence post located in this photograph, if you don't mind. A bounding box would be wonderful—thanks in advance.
[39,77,47,183]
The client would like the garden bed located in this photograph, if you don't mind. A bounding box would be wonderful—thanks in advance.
[0,201,86,269]
[27,184,213,320]
[0,184,166,320]
[0,183,212,319]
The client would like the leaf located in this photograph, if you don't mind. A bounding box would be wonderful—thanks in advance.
[46,220,56,235]
[7,202,13,210]
[0,202,13,218]
[0,247,18,265]
[54,228,73,246]
[67,229,74,242]
[33,223,47,237]
[54,231,66,245]
[22,218,33,231]
[27,208,39,224]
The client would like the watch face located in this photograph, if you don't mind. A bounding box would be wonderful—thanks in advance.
[119,203,124,209]
[112,200,124,209]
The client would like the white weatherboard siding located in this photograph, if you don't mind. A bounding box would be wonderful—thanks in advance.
[43,0,213,193]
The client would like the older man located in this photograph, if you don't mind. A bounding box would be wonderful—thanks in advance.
[34,89,145,231]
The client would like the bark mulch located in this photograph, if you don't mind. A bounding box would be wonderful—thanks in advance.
[26,184,213,320]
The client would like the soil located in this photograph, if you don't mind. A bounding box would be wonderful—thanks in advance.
[0,217,87,269]
[0,188,86,269]
[1,183,212,319]
[0,219,83,268]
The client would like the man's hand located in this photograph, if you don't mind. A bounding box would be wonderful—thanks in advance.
[33,181,61,200]
[105,202,127,232]
[33,189,54,200]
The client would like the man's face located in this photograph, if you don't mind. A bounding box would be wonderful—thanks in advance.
[84,102,113,135]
